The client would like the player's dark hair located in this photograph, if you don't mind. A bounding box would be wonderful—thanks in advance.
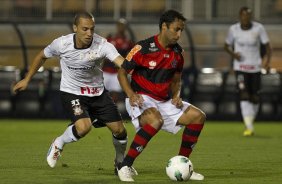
[73,11,94,26]
[239,6,252,15]
[159,9,186,31]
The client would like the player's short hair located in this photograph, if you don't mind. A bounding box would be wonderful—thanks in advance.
[239,6,252,15]
[73,11,95,26]
[159,9,186,31]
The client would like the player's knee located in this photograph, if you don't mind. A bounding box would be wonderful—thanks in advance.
[239,91,250,101]
[112,126,127,139]
[194,109,206,123]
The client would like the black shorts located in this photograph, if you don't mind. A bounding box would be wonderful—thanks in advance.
[60,90,122,128]
[235,71,261,95]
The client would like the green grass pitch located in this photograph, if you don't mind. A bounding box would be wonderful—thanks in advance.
[0,119,281,184]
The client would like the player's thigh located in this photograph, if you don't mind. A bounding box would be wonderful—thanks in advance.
[60,91,91,123]
[235,71,251,100]
[90,91,123,128]
[177,105,206,125]
[138,107,163,129]
[250,72,261,103]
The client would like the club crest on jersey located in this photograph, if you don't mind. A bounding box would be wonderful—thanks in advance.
[149,60,157,69]
[171,59,177,68]
[71,99,83,116]
[73,106,83,116]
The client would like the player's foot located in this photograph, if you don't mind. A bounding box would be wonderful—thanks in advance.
[47,140,63,168]
[190,171,204,181]
[243,129,254,136]
[115,161,138,176]
[129,166,138,176]
[118,166,134,182]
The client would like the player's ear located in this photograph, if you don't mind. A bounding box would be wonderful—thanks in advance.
[73,24,77,33]
[161,22,168,31]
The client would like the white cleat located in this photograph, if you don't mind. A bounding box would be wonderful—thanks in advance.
[118,166,134,182]
[190,171,204,181]
[46,140,62,168]
[130,166,138,176]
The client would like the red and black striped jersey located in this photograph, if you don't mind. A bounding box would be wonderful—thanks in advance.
[123,35,184,101]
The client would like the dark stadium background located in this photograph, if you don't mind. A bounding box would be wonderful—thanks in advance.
[0,0,281,121]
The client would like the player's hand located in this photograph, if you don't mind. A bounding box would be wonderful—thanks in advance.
[13,79,29,94]
[233,52,242,61]
[262,62,270,73]
[129,93,144,107]
[171,97,183,109]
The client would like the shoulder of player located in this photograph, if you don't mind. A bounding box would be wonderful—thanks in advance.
[230,22,240,30]
[252,21,265,29]
[135,36,159,54]
[92,33,108,45]
[172,43,183,54]
[52,33,74,49]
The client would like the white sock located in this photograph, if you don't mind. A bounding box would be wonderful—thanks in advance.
[54,125,78,149]
[240,101,255,131]
[112,134,127,164]
[243,116,254,131]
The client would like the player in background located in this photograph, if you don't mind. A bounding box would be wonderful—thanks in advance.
[102,18,134,111]
[224,7,272,136]
[13,12,137,174]
[116,10,205,182]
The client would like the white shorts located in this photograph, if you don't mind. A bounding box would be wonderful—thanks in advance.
[125,95,191,134]
[103,72,122,92]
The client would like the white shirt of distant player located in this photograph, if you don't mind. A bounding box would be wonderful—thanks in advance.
[44,33,120,96]
[225,21,269,73]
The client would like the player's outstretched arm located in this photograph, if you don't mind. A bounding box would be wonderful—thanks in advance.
[13,50,47,94]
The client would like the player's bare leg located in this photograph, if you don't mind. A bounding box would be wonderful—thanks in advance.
[47,118,92,168]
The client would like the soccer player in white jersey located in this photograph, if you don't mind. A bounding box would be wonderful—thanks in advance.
[13,12,137,175]
[224,7,272,136]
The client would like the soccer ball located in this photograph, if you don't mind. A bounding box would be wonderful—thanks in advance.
[166,156,193,181]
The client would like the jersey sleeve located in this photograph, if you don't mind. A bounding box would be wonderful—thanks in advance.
[44,37,61,58]
[259,25,270,44]
[101,41,120,61]
[121,44,142,73]
[225,26,234,45]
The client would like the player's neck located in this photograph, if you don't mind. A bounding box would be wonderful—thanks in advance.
[74,34,92,49]
[240,22,252,30]
[157,34,170,50]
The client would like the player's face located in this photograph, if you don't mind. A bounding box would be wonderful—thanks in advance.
[240,10,252,27]
[73,17,95,48]
[164,18,185,45]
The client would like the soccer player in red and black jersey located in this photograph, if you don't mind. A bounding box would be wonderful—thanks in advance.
[117,10,206,182]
